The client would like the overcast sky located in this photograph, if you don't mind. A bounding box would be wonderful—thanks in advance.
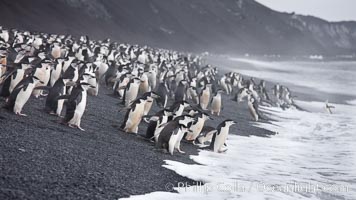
[255,0,356,22]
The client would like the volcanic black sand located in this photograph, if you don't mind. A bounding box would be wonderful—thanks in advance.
[0,76,274,199]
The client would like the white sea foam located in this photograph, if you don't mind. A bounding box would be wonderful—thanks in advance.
[125,101,356,200]
[346,99,356,105]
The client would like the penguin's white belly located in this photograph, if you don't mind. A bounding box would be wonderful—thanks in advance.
[14,84,35,113]
[211,97,221,112]
[139,81,150,93]
[187,118,204,140]
[154,119,168,142]
[50,65,62,86]
[52,47,61,59]
[144,100,153,115]
[69,91,87,125]
[200,90,210,109]
[97,63,109,79]
[9,70,24,93]
[248,103,259,121]
[214,128,228,152]
[168,131,180,155]
[125,85,139,106]
[126,104,145,132]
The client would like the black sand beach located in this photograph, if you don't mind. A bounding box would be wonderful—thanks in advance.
[0,75,273,199]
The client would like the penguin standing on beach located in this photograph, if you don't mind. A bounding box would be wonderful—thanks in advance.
[155,82,169,108]
[32,59,52,98]
[174,80,188,102]
[43,78,72,116]
[120,96,149,134]
[156,115,195,155]
[199,83,211,110]
[210,120,236,153]
[142,91,160,117]
[210,89,223,116]
[123,77,141,107]
[62,81,94,131]
[4,76,43,116]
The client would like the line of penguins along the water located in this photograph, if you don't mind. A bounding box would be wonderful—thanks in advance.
[0,26,298,155]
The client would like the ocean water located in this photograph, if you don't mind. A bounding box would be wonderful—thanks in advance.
[125,58,356,200]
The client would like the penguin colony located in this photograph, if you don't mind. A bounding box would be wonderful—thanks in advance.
[0,26,298,155]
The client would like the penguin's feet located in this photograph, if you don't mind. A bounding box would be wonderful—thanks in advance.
[177,149,185,154]
[68,124,77,129]
[49,111,57,115]
[77,126,85,131]
[16,112,27,117]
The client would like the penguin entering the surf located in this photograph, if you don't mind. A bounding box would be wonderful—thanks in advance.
[199,83,211,110]
[185,111,212,144]
[210,89,224,116]
[210,120,236,153]
[247,94,260,121]
[122,77,141,107]
[325,100,335,114]
[145,109,172,142]
[156,115,195,155]
[61,79,95,131]
[4,76,43,116]
[195,126,217,146]
[120,95,149,134]
[142,91,160,119]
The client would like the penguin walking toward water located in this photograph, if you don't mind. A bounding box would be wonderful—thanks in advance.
[325,100,335,114]
[145,109,171,141]
[185,111,211,143]
[233,87,250,103]
[247,94,260,121]
[61,81,94,131]
[120,96,148,134]
[195,126,217,146]
[210,120,236,153]
[142,91,160,117]
[4,76,43,116]
[210,89,223,116]
[199,83,211,110]
[156,115,195,155]
[122,77,141,107]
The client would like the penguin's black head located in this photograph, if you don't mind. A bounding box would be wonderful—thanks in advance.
[224,119,236,126]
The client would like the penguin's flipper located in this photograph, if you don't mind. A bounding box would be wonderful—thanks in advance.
[34,86,51,90]
[56,95,70,100]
